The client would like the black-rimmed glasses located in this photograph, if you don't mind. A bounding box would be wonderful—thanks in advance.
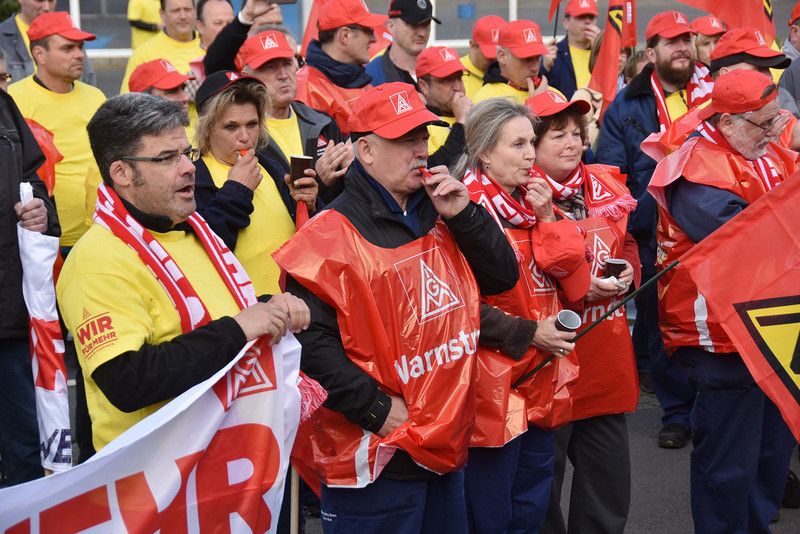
[737,114,783,134]
[120,147,201,166]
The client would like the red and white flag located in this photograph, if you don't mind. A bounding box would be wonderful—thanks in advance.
[17,182,70,473]
[0,335,308,532]
[679,171,800,441]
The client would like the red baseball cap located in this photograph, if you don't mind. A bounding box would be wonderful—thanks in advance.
[710,27,790,71]
[645,11,693,41]
[416,46,467,78]
[472,15,506,60]
[526,90,590,117]
[690,15,725,36]
[499,20,549,58]
[317,0,387,32]
[564,0,598,18]
[697,69,777,120]
[348,82,444,139]
[235,31,295,71]
[527,219,591,303]
[129,59,194,93]
[790,2,800,26]
[27,11,96,42]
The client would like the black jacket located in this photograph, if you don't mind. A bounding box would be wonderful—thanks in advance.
[193,152,320,251]
[364,46,419,90]
[287,162,518,479]
[0,89,59,338]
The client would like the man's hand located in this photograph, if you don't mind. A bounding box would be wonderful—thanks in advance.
[422,164,470,218]
[377,395,409,437]
[253,3,283,27]
[542,39,557,71]
[585,24,601,46]
[284,168,319,214]
[526,177,557,222]
[530,315,575,355]
[14,198,47,233]
[240,0,281,24]
[526,74,550,97]
[227,149,262,191]
[451,93,474,125]
[233,292,310,343]
[315,140,353,186]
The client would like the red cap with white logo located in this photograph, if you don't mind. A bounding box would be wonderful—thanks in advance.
[645,11,694,41]
[27,11,96,42]
[690,15,725,36]
[235,31,295,71]
[416,46,467,78]
[499,20,549,58]
[525,89,591,117]
[564,0,598,18]
[317,0,387,32]
[348,82,444,139]
[129,59,195,93]
[710,27,790,71]
[472,15,506,60]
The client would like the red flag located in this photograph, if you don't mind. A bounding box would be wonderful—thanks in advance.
[679,171,800,441]
[300,0,330,57]
[675,0,775,41]
[548,0,562,22]
[587,2,636,123]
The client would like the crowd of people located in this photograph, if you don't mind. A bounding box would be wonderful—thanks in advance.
[2,0,800,532]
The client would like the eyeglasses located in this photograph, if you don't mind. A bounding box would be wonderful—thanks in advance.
[738,113,783,134]
[346,25,375,37]
[0,73,11,82]
[120,147,201,166]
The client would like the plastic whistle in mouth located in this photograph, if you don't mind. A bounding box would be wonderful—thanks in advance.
[240,149,248,157]
[417,166,434,179]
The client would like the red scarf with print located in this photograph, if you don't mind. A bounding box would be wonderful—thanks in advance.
[697,121,782,192]
[462,168,540,228]
[530,162,638,222]
[651,63,713,131]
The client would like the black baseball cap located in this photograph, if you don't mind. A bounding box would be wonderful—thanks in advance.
[388,0,441,25]
[195,71,265,113]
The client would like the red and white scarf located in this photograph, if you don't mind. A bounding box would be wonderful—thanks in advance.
[94,183,327,421]
[530,162,637,221]
[697,121,782,192]
[463,168,540,229]
[94,183,256,329]
[651,63,714,131]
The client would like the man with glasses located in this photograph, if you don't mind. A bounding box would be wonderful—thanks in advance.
[56,92,310,452]
[648,69,798,534]
[295,0,386,135]
[364,0,439,89]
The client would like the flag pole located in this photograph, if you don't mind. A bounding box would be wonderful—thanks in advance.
[553,3,560,39]
[511,259,680,389]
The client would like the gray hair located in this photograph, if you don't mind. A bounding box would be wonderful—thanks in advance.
[87,93,189,185]
[452,98,536,180]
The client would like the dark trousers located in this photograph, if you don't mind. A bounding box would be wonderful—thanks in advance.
[541,414,631,534]
[465,426,555,534]
[0,337,44,485]
[637,244,694,427]
[321,470,467,534]
[675,347,796,533]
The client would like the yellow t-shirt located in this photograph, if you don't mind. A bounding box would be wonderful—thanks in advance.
[569,44,591,90]
[121,31,204,94]
[9,76,106,246]
[127,0,162,50]
[461,54,485,102]
[203,155,295,295]
[428,115,457,154]
[266,113,303,162]
[665,90,688,123]
[56,222,242,450]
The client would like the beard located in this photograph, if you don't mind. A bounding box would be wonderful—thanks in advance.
[726,125,769,160]
[655,55,694,86]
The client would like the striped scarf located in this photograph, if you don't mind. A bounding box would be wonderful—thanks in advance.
[651,63,714,131]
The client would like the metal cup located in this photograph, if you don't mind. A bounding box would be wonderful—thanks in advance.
[555,309,581,332]
[604,258,627,279]
[290,154,313,185]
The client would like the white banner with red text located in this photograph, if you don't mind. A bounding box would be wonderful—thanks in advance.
[0,334,302,534]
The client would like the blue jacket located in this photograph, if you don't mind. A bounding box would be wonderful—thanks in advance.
[364,46,418,90]
[541,38,577,100]
[595,62,660,249]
